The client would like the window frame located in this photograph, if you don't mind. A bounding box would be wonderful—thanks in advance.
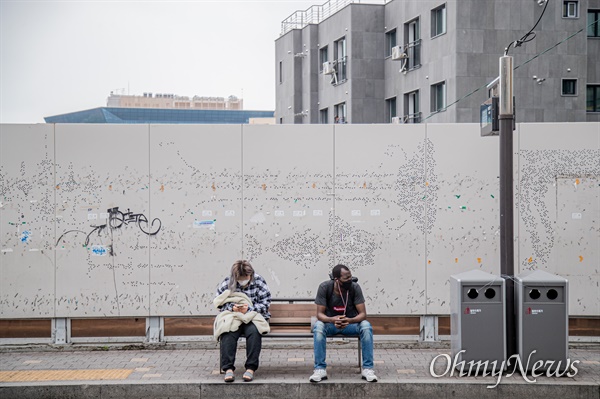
[334,36,347,84]
[561,79,578,96]
[431,4,447,38]
[587,85,600,112]
[320,107,329,124]
[385,28,397,58]
[430,81,446,112]
[385,96,397,123]
[588,10,600,37]
[403,89,421,123]
[279,61,283,84]
[404,17,422,71]
[319,45,329,72]
[562,1,579,18]
[334,102,347,123]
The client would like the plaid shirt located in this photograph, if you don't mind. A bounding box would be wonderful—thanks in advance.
[215,273,271,319]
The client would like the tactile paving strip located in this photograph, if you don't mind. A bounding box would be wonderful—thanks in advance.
[0,369,133,382]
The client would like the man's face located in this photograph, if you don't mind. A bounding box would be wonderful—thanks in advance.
[337,269,352,283]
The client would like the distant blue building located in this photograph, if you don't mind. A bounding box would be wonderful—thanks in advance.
[44,107,274,124]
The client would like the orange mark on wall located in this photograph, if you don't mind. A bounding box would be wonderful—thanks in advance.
[211,182,216,192]
[455,258,458,263]
[427,260,431,265]
[363,182,367,189]
[477,258,482,263]
[575,178,580,185]
[425,182,430,186]
[160,184,165,192]
[312,183,317,189]
[55,185,60,190]
[528,257,533,263]
[262,184,267,191]
[579,255,584,262]
[108,185,112,191]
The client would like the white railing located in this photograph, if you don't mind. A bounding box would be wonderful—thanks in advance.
[281,0,391,35]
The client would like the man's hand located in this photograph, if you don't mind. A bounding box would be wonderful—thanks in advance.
[233,304,249,314]
[334,315,349,329]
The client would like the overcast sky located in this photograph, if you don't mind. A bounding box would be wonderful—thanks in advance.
[0,0,320,123]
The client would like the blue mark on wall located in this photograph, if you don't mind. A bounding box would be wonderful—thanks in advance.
[91,245,108,256]
[193,219,216,229]
[20,230,32,243]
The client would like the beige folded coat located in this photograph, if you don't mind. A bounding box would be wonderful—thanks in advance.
[213,290,270,340]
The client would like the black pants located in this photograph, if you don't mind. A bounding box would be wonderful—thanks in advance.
[220,322,262,372]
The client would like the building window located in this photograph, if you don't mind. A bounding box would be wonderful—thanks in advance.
[404,90,421,123]
[588,10,600,37]
[334,37,347,84]
[404,18,421,70]
[385,29,397,57]
[334,102,347,123]
[430,81,446,112]
[319,46,328,72]
[587,85,600,112]
[561,79,577,96]
[320,108,329,124]
[279,61,283,84]
[563,1,579,18]
[385,97,397,123]
[431,4,446,38]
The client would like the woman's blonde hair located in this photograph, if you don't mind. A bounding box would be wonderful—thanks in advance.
[228,260,255,291]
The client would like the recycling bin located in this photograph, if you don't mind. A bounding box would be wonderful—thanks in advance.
[450,270,506,367]
[516,270,568,370]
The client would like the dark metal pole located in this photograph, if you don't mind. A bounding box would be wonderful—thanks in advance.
[499,55,516,358]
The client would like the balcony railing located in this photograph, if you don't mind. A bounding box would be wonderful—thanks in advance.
[335,56,347,84]
[281,0,391,35]
[403,112,422,123]
[406,39,421,70]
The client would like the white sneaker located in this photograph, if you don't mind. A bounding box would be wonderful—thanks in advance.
[361,368,378,382]
[309,368,328,382]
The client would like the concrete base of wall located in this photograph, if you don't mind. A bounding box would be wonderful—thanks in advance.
[2,381,599,399]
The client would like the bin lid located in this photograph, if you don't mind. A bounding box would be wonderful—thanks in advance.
[450,269,504,284]
[516,269,567,284]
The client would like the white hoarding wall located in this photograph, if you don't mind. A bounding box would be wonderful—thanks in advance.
[0,123,598,318]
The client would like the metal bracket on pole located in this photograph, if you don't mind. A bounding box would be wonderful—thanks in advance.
[419,315,438,342]
[146,316,163,343]
[52,318,70,345]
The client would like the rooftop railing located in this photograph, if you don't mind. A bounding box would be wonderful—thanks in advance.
[281,0,391,35]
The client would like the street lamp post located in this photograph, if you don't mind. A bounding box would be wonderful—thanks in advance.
[499,55,516,358]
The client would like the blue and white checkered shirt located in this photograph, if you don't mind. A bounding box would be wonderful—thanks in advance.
[215,273,271,319]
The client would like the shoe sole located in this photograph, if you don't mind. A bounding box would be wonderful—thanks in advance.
[309,376,328,383]
[362,376,378,382]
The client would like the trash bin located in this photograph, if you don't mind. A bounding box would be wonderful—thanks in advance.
[516,270,568,371]
[450,270,506,368]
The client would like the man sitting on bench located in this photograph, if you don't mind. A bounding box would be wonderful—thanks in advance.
[309,264,378,382]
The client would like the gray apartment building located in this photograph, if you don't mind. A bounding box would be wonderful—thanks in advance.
[275,0,600,124]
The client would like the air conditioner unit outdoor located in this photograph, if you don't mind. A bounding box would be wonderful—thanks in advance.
[323,62,335,75]
[391,45,407,61]
[391,116,402,124]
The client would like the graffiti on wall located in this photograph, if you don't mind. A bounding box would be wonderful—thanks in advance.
[56,207,162,253]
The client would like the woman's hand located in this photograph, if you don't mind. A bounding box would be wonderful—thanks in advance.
[233,304,249,314]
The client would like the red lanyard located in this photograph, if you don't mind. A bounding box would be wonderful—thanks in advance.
[336,281,349,316]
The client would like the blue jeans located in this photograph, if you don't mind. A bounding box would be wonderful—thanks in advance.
[312,320,374,369]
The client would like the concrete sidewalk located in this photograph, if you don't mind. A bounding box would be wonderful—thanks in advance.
[0,340,598,398]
